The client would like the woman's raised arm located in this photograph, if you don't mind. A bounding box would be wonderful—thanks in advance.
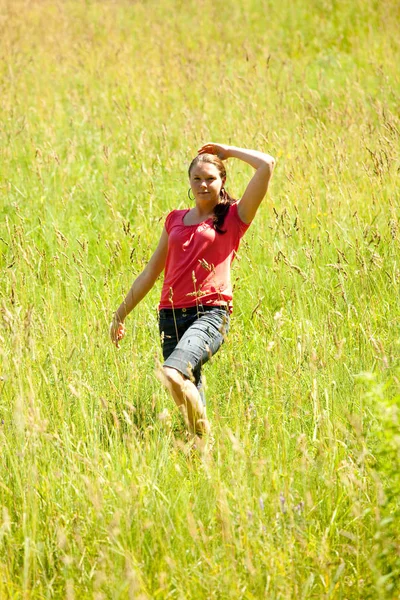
[110,227,169,347]
[198,143,275,224]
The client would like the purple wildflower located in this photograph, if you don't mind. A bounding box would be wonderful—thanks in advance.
[279,492,286,514]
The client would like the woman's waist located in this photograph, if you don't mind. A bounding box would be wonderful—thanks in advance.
[158,302,231,317]
[160,277,232,301]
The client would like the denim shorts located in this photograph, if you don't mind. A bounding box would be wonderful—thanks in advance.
[158,305,230,406]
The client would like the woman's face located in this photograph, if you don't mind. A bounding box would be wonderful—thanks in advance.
[189,162,225,206]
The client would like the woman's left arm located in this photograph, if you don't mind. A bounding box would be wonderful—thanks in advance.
[198,144,275,224]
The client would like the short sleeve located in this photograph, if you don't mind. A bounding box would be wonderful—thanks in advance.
[164,211,176,234]
[231,202,251,237]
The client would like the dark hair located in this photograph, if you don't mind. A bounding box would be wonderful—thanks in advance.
[188,153,236,234]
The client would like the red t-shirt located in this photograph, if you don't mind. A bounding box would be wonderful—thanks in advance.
[159,202,250,310]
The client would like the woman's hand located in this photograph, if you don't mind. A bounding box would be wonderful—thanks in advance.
[198,143,231,161]
[110,315,126,348]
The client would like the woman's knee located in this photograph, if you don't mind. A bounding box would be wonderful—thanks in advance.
[163,366,185,389]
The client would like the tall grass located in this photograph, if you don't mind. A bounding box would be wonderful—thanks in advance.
[1,0,399,597]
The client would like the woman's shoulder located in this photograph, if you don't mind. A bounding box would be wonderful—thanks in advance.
[226,201,243,221]
[166,208,187,221]
[164,208,187,232]
[226,201,251,233]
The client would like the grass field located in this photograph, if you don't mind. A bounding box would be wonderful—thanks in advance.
[1,0,399,597]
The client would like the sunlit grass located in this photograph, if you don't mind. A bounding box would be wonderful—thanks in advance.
[0,0,399,597]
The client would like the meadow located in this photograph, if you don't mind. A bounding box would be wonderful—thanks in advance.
[0,0,399,597]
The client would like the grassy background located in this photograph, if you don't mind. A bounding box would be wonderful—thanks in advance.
[1,0,399,597]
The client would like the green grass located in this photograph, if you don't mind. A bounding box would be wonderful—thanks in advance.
[1,0,399,597]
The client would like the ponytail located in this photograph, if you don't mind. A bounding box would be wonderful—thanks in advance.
[212,188,236,234]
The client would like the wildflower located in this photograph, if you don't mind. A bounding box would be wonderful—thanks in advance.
[294,501,304,513]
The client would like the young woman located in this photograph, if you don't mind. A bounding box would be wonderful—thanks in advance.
[110,143,275,439]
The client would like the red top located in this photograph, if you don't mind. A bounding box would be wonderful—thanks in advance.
[159,202,250,310]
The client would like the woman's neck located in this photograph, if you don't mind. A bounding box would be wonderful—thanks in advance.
[193,200,218,218]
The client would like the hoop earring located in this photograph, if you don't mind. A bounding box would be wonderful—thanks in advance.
[188,188,195,201]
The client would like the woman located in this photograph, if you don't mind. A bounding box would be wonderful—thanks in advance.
[110,143,275,439]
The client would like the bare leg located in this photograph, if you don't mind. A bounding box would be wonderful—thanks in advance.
[161,366,210,436]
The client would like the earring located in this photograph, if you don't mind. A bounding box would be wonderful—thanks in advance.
[188,188,195,201]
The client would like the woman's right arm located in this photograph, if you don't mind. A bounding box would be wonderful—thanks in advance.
[110,227,169,347]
